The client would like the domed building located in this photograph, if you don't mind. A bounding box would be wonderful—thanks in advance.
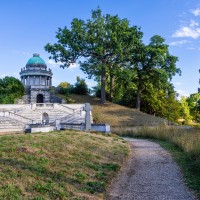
[20,53,53,103]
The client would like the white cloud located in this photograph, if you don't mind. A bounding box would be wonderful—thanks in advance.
[48,59,79,69]
[176,89,189,98]
[0,72,20,79]
[22,52,31,55]
[52,78,61,86]
[174,82,182,86]
[47,60,62,68]
[187,47,195,50]
[192,8,200,16]
[85,80,96,88]
[0,73,8,78]
[69,63,79,69]
[169,40,189,46]
[173,20,200,39]
[13,50,31,55]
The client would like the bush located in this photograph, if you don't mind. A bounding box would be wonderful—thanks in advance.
[56,82,73,95]
[73,76,89,95]
[0,76,24,104]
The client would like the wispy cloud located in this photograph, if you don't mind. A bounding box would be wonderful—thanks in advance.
[187,47,195,50]
[48,60,79,69]
[0,72,20,79]
[173,20,200,39]
[47,60,62,68]
[85,80,96,88]
[176,89,189,98]
[13,50,31,55]
[169,40,189,46]
[192,8,200,16]
[52,78,61,86]
[174,82,182,86]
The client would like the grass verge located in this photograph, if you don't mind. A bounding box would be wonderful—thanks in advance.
[0,130,129,199]
[115,126,200,198]
[157,140,200,198]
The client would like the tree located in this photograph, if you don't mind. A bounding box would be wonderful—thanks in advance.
[186,93,200,122]
[141,82,181,122]
[0,76,24,104]
[129,35,181,110]
[179,97,192,124]
[73,76,89,95]
[57,82,73,95]
[45,8,142,103]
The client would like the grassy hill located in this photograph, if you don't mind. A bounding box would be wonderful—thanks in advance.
[0,131,129,199]
[66,94,169,128]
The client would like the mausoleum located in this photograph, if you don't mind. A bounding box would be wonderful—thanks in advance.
[0,53,110,134]
[20,53,53,103]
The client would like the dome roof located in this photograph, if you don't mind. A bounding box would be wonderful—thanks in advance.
[26,53,46,66]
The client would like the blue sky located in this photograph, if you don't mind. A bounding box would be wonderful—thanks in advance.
[0,0,200,97]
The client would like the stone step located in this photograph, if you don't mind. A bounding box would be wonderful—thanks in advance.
[0,116,25,130]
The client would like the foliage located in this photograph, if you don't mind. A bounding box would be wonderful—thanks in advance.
[179,96,192,124]
[45,7,181,120]
[56,77,89,96]
[140,83,181,122]
[186,93,200,122]
[57,81,73,95]
[128,35,181,110]
[0,76,24,104]
[73,76,89,95]
[0,131,129,199]
[45,8,143,103]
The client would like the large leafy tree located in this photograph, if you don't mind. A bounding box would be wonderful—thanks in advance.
[179,96,192,123]
[141,82,181,122]
[45,8,142,103]
[186,93,200,122]
[0,76,24,104]
[129,35,181,110]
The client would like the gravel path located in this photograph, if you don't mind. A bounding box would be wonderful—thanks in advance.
[106,138,197,200]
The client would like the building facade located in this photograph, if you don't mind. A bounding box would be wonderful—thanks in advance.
[19,53,53,103]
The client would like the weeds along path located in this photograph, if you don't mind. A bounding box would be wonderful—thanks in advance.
[107,138,197,200]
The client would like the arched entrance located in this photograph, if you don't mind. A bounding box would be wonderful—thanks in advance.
[37,94,44,103]
[42,112,49,124]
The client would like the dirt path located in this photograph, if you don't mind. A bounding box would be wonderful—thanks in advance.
[106,138,197,200]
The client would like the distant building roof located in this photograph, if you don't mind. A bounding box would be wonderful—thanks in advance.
[26,53,46,66]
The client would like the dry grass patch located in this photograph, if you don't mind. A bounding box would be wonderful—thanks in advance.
[0,130,129,199]
[69,94,168,127]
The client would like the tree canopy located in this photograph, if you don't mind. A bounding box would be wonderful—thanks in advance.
[45,8,143,103]
[128,35,181,110]
[0,76,24,104]
[45,8,182,123]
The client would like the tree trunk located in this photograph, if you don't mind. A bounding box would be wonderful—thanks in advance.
[109,73,114,102]
[101,67,106,104]
[136,78,142,110]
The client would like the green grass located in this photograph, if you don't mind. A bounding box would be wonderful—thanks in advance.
[0,130,129,199]
[116,126,200,198]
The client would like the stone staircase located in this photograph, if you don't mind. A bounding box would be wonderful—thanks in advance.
[0,103,92,133]
[0,116,25,132]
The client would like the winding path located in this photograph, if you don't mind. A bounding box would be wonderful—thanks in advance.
[107,138,197,200]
